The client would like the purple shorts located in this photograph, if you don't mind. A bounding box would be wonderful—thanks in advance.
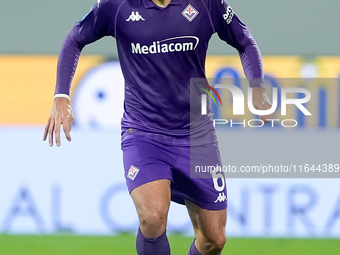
[121,129,227,210]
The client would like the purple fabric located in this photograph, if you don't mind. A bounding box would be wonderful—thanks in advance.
[55,34,82,95]
[240,37,265,88]
[136,228,170,255]
[211,0,264,88]
[54,0,264,144]
[122,129,227,210]
[188,239,202,255]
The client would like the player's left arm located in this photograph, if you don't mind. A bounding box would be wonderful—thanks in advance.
[210,0,274,123]
[251,87,274,124]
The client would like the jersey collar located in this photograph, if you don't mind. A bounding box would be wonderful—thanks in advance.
[142,0,182,9]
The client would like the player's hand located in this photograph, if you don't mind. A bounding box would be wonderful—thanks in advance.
[43,97,74,147]
[252,87,274,124]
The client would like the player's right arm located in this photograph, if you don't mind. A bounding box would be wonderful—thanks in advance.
[43,0,116,146]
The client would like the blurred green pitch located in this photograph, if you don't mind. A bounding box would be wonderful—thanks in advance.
[1,234,340,255]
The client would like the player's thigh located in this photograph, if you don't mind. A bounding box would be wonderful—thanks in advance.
[185,199,227,243]
[131,179,171,219]
[122,134,174,237]
[131,179,171,237]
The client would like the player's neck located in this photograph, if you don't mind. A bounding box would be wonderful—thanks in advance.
[152,0,172,8]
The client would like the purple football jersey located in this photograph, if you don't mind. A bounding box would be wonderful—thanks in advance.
[55,0,264,145]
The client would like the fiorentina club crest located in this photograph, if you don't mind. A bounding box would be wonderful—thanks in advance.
[181,4,199,22]
[127,165,140,181]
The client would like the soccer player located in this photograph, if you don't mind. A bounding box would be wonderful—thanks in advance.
[43,0,273,254]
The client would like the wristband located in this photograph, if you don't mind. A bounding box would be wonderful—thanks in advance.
[54,94,70,100]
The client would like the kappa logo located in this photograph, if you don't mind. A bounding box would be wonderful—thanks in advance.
[126,11,145,21]
[127,165,140,181]
[181,4,199,22]
[214,192,227,203]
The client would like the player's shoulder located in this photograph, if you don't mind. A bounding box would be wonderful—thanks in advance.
[101,0,146,11]
[199,0,222,4]
[97,0,123,9]
[204,0,231,6]
[196,0,212,6]
[198,0,228,10]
